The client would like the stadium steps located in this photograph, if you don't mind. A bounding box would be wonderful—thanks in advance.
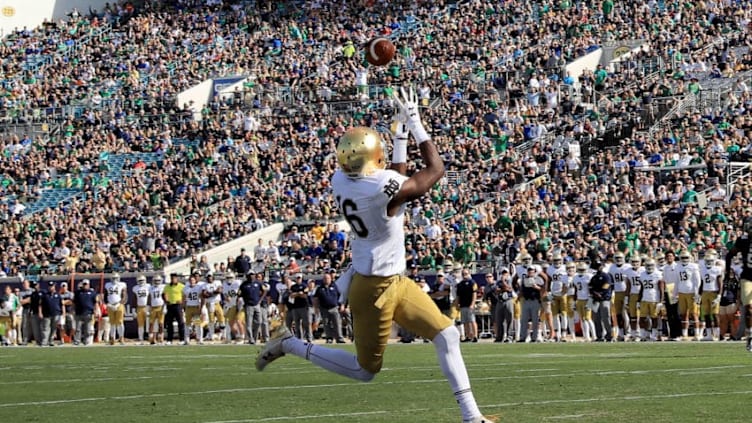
[24,188,83,215]
[104,152,164,182]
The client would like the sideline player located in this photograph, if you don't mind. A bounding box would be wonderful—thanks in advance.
[699,250,723,341]
[255,87,495,423]
[223,272,245,344]
[148,276,165,345]
[609,252,630,340]
[672,251,701,340]
[132,275,150,344]
[183,273,206,345]
[104,273,127,345]
[725,219,752,351]
[547,254,569,342]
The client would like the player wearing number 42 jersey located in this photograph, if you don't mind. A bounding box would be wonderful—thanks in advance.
[255,87,494,423]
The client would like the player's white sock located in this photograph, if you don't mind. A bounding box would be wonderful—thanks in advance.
[110,326,116,341]
[553,316,560,338]
[682,328,688,338]
[197,326,204,343]
[560,315,568,339]
[283,337,374,382]
[651,329,658,340]
[225,325,232,341]
[713,327,720,338]
[513,319,520,340]
[184,326,191,343]
[207,323,214,340]
[581,321,590,340]
[119,324,125,341]
[138,327,144,342]
[432,326,482,420]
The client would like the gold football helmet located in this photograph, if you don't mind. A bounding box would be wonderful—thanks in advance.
[337,127,386,178]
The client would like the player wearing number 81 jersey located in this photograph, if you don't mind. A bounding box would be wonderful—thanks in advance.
[609,252,630,340]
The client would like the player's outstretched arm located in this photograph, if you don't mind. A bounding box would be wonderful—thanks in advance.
[388,87,443,215]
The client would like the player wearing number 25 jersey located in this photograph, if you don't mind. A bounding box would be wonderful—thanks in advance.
[255,87,494,423]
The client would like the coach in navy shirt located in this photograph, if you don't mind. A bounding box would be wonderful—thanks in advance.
[74,279,98,345]
[40,282,64,346]
[313,270,346,344]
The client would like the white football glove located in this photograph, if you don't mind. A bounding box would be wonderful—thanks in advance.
[393,86,429,143]
[694,294,701,304]
[656,303,665,313]
[712,295,721,306]
[585,298,593,311]
[623,296,629,310]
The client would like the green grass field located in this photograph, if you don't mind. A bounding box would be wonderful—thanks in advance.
[2,342,750,423]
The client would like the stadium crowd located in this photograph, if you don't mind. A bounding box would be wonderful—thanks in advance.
[0,0,751,286]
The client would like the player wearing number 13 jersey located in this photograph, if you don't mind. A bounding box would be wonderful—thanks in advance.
[725,218,752,352]
[255,87,494,423]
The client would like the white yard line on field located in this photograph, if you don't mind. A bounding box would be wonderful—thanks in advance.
[0,364,745,409]
[201,390,752,423]
[0,375,170,386]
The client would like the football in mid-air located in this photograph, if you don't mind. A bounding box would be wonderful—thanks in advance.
[365,38,396,66]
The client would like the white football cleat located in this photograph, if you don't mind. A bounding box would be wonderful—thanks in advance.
[463,415,498,423]
[255,322,293,371]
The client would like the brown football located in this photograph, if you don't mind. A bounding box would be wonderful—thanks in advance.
[365,38,396,66]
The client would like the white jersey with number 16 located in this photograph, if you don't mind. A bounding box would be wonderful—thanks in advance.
[332,169,409,277]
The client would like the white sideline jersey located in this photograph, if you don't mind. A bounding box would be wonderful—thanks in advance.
[546,264,569,296]
[223,279,242,308]
[183,283,205,307]
[609,264,630,293]
[104,281,126,305]
[332,169,409,277]
[573,273,591,300]
[132,284,150,307]
[675,262,700,294]
[149,284,165,307]
[204,280,222,304]
[700,264,723,292]
[639,270,662,302]
[627,266,643,294]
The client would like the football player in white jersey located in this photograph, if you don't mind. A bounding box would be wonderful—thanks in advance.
[148,276,165,345]
[255,87,494,423]
[671,251,701,340]
[625,255,643,340]
[699,250,724,340]
[223,272,245,343]
[609,252,630,340]
[638,259,665,341]
[104,273,127,345]
[546,254,569,342]
[572,262,595,342]
[132,275,150,345]
[202,273,225,342]
[511,253,532,341]
[182,274,206,345]
[564,262,577,342]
